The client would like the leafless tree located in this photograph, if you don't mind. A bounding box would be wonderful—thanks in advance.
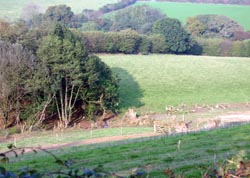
[20,2,44,21]
[0,41,37,128]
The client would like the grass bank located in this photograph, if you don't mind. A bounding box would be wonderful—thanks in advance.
[0,0,117,20]
[0,127,153,152]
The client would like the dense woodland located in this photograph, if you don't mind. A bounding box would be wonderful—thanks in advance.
[0,0,250,131]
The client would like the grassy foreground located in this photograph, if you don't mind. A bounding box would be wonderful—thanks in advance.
[100,54,250,113]
[135,1,250,30]
[0,127,153,152]
[0,0,116,20]
[3,124,250,177]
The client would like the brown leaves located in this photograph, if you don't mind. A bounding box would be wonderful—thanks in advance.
[235,161,250,177]
[203,160,250,178]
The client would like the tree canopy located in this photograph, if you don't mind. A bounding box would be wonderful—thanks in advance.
[0,24,119,129]
[0,41,40,128]
[37,24,119,128]
[110,5,165,34]
[186,15,244,39]
[153,18,192,53]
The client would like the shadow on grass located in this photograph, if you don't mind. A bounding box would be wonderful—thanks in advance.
[112,67,144,111]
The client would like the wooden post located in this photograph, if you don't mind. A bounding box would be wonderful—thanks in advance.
[14,137,17,147]
[168,127,171,135]
[177,140,181,151]
[90,123,93,137]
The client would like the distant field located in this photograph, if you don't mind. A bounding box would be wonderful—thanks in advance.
[0,0,117,20]
[135,1,250,31]
[100,54,250,113]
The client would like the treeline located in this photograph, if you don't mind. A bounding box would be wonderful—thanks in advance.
[79,30,167,54]
[77,30,250,57]
[1,3,250,57]
[194,38,250,57]
[138,0,250,5]
[99,0,137,13]
[185,14,250,56]
[81,0,137,21]
[0,24,119,130]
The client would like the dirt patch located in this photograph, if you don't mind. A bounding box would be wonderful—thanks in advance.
[35,112,250,151]
[1,102,250,151]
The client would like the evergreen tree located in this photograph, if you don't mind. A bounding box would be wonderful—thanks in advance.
[37,24,119,127]
[153,18,192,53]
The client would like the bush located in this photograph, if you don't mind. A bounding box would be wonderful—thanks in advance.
[80,31,173,54]
[194,37,250,57]
[81,30,143,54]
[152,18,192,53]
[138,36,152,55]
[110,5,165,34]
[99,0,137,14]
[195,37,223,56]
[189,15,244,39]
[231,39,250,57]
[148,34,169,53]
[118,29,141,54]
[80,21,100,31]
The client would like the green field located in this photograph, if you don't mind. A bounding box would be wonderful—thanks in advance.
[0,127,153,152]
[0,0,117,20]
[4,124,250,177]
[135,1,250,31]
[100,54,250,113]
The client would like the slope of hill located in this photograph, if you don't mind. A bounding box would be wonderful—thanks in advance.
[135,1,250,30]
[100,54,250,113]
[0,0,117,20]
[4,123,250,177]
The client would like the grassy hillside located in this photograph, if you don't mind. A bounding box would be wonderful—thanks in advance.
[100,54,250,113]
[135,1,250,31]
[0,0,117,20]
[0,127,153,152]
[4,124,250,177]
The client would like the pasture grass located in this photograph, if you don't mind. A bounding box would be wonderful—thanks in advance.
[0,127,153,152]
[100,54,250,113]
[3,124,250,176]
[135,1,250,30]
[0,0,117,20]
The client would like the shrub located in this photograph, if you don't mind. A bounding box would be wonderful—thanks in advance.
[138,36,152,55]
[231,39,250,57]
[195,37,223,56]
[148,34,169,53]
[110,5,165,34]
[152,18,192,53]
[81,30,143,54]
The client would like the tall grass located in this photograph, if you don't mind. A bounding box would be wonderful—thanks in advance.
[135,1,250,30]
[100,54,250,113]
